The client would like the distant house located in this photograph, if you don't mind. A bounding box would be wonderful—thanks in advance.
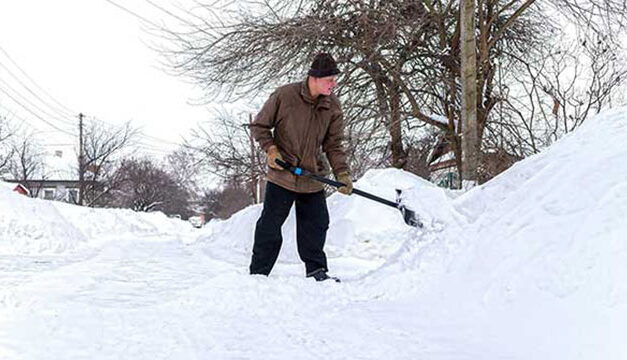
[2,147,81,203]
[5,179,80,203]
[427,135,460,189]
[427,135,522,188]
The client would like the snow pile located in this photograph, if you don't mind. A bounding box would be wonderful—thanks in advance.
[196,167,450,265]
[367,106,627,358]
[193,106,627,358]
[54,201,192,243]
[0,184,192,255]
[0,185,86,254]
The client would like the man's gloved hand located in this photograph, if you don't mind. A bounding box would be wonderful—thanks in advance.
[336,172,353,195]
[267,145,284,170]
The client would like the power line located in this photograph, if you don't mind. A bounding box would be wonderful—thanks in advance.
[0,104,74,138]
[138,133,182,146]
[143,0,191,25]
[0,79,75,127]
[0,46,77,117]
[136,137,179,150]
[135,142,173,155]
[0,62,75,124]
[0,45,78,141]
[0,86,75,136]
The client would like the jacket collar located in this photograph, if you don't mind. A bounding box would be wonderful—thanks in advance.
[301,77,332,109]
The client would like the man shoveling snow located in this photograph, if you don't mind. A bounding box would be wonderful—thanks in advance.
[248,52,351,282]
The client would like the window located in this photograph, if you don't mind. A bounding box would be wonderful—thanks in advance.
[43,188,55,200]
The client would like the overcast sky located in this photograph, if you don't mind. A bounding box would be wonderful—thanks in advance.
[0,1,233,157]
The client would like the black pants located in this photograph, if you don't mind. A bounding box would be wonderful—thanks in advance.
[249,181,330,276]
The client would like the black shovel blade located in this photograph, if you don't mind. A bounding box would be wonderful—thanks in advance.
[399,205,423,228]
[395,189,423,228]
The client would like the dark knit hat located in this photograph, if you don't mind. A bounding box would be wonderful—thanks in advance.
[308,53,340,78]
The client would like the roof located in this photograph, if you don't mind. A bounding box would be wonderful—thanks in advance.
[427,135,453,164]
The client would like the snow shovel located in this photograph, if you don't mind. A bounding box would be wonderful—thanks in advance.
[275,159,423,228]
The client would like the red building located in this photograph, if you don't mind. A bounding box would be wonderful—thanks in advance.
[12,183,30,196]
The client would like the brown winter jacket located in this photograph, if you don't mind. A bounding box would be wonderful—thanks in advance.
[251,78,349,193]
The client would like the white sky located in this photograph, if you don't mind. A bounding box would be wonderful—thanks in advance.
[0,1,226,158]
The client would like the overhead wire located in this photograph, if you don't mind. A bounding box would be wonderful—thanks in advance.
[0,68,75,125]
[0,105,71,137]
[138,132,183,146]
[135,135,181,154]
[0,45,78,139]
[1,6,189,157]
[0,61,76,123]
[143,0,191,25]
[0,46,77,118]
[0,79,76,128]
[0,85,76,136]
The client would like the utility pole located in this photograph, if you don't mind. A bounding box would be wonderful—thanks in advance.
[78,113,85,205]
[460,0,478,187]
[249,113,257,204]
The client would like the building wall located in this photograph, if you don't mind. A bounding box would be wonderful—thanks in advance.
[38,183,79,203]
[430,167,461,189]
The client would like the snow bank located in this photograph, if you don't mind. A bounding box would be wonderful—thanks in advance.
[193,105,627,357]
[0,185,86,254]
[53,201,192,243]
[370,106,627,358]
[0,184,192,255]
[196,167,450,265]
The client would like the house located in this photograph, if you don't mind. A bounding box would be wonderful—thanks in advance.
[5,179,80,202]
[2,147,81,203]
[427,135,460,189]
[426,135,522,188]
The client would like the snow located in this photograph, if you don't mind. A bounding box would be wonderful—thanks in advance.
[1,107,627,358]
[428,113,453,126]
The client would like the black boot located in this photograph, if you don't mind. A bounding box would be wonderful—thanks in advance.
[308,269,341,283]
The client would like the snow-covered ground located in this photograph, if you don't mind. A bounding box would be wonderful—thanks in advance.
[1,107,626,359]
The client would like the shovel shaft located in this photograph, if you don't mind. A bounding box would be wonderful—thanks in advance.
[309,173,398,208]
[274,159,422,228]
[275,159,398,208]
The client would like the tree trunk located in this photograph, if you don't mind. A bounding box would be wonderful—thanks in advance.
[389,83,406,169]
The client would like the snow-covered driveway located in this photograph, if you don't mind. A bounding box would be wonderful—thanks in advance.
[0,234,434,360]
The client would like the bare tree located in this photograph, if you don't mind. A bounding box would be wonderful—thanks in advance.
[489,30,627,157]
[110,158,191,217]
[199,179,253,220]
[8,133,45,197]
[80,118,136,207]
[161,0,625,183]
[166,146,204,190]
[160,0,546,177]
[0,116,15,174]
[186,109,266,204]
[164,145,208,213]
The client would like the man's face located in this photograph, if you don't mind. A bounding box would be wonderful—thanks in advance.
[313,75,337,96]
